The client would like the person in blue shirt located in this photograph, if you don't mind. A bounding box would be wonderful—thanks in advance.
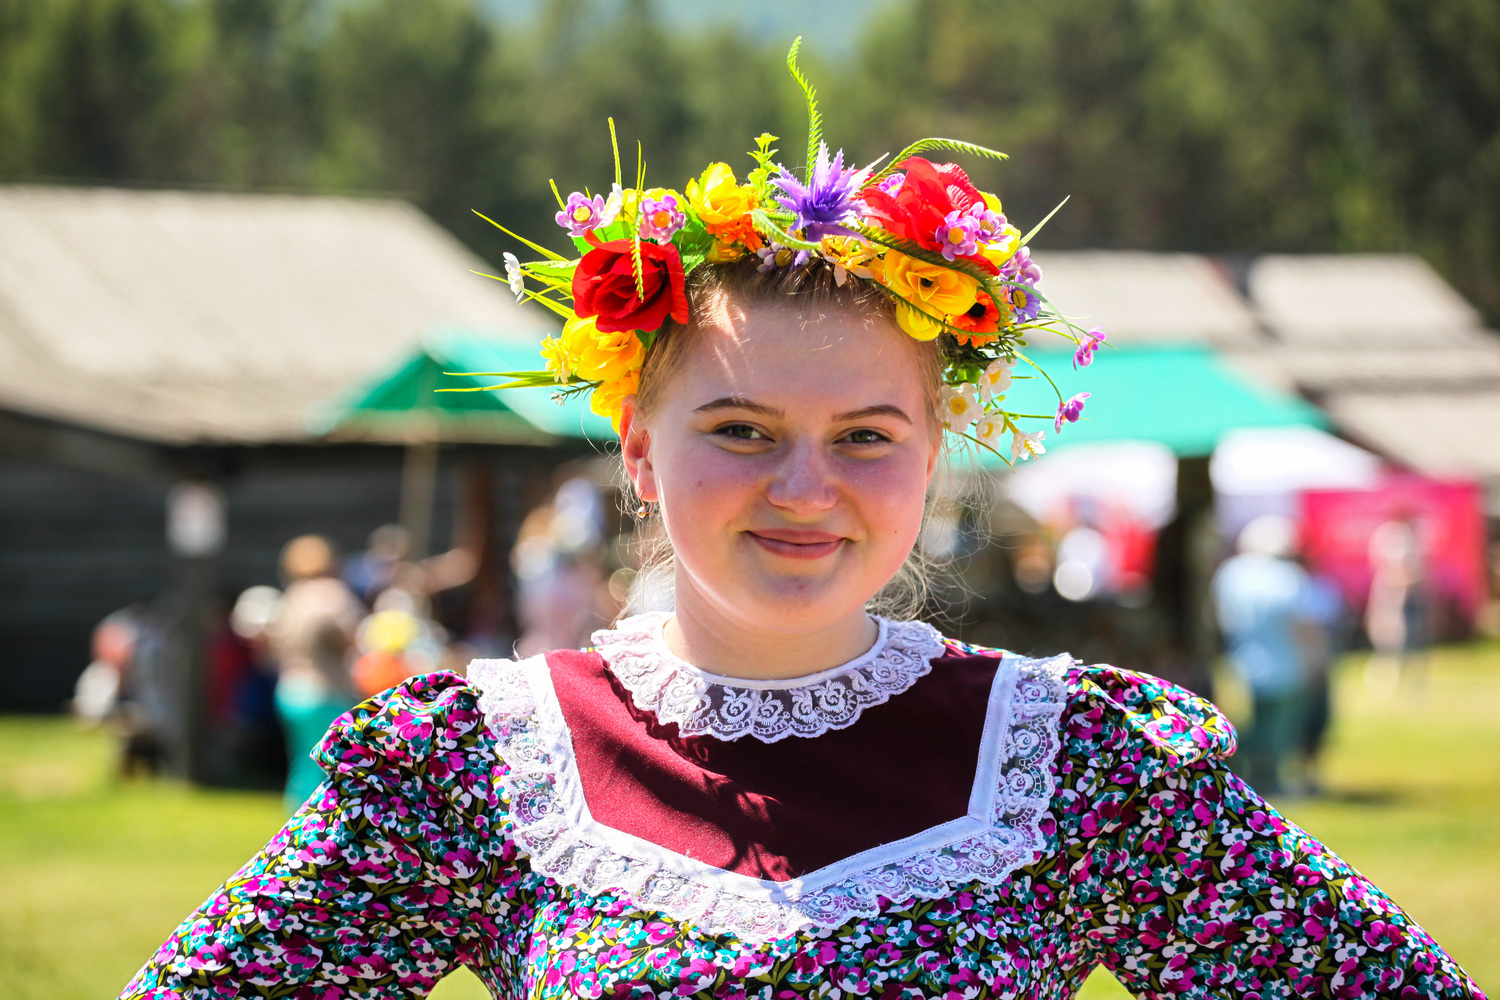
[1211,514,1311,795]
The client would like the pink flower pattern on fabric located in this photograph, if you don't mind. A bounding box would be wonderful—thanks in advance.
[119,659,1486,1000]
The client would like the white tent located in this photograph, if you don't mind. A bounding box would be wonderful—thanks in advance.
[1211,426,1383,496]
[1210,426,1384,540]
[1005,441,1180,530]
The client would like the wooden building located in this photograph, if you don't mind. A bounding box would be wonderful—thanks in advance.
[6,185,1496,720]
[0,185,576,715]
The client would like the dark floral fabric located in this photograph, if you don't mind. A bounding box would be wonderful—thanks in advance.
[120,659,1486,999]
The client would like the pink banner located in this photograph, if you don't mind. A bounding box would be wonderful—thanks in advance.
[1299,475,1487,632]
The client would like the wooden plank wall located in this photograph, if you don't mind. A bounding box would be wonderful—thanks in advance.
[0,443,565,712]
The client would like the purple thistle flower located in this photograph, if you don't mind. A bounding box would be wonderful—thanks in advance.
[756,243,811,273]
[556,191,607,236]
[637,193,686,242]
[1054,392,1091,433]
[1073,328,1107,369]
[772,142,872,241]
[935,209,981,261]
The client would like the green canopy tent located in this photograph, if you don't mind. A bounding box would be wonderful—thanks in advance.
[971,344,1325,464]
[312,330,613,443]
[961,344,1327,683]
[311,330,611,557]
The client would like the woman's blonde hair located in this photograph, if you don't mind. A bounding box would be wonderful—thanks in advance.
[623,257,955,621]
[636,257,946,422]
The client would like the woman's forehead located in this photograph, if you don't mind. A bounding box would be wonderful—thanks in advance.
[683,299,926,407]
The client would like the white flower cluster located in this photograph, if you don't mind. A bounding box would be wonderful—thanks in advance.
[939,358,1046,462]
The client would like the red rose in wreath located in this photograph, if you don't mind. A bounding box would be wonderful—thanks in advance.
[861,156,997,274]
[571,237,689,333]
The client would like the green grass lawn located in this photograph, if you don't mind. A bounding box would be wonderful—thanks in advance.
[2,647,1495,999]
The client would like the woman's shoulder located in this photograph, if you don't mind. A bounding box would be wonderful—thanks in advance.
[944,636,1236,774]
[312,669,498,796]
[1060,661,1237,769]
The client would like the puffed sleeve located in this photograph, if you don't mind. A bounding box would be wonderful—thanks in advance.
[1056,664,1486,999]
[118,671,518,999]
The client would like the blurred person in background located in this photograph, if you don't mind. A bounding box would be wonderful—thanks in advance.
[513,477,617,656]
[349,582,452,698]
[342,523,410,606]
[1211,514,1310,796]
[223,586,289,787]
[1366,515,1430,691]
[74,606,172,777]
[71,611,132,727]
[268,534,362,812]
[1290,563,1348,796]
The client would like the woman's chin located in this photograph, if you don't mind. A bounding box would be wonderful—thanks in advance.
[715,575,873,633]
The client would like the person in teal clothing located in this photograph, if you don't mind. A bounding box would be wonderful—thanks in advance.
[266,534,362,811]
[1211,514,1312,796]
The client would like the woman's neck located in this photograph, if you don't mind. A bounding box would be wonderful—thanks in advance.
[663,577,880,681]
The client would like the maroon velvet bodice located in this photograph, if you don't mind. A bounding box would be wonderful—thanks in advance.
[546,646,1004,881]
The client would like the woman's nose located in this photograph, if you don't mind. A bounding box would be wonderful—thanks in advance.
[765,441,838,513]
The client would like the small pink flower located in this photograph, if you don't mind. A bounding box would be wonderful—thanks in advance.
[1362,919,1407,952]
[557,191,608,236]
[1073,327,1106,368]
[935,209,980,260]
[638,193,687,242]
[1054,392,1090,432]
[676,958,716,992]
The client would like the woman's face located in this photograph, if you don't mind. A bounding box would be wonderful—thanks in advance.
[621,294,942,636]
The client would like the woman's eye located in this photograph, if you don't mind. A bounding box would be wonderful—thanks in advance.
[716,423,765,441]
[842,428,891,445]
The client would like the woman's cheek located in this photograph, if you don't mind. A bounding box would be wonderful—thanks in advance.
[844,454,929,531]
[664,442,757,525]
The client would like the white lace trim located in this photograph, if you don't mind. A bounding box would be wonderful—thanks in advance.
[467,642,1070,942]
[589,612,947,743]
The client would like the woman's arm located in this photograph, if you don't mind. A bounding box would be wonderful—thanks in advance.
[119,672,515,998]
[1058,665,1485,998]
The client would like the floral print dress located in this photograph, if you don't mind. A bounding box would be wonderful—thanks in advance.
[122,614,1485,999]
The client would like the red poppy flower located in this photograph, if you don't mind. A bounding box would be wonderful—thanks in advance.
[861,157,995,273]
[572,238,689,333]
[949,290,1002,345]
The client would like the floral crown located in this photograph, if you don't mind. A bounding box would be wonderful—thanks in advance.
[455,39,1103,464]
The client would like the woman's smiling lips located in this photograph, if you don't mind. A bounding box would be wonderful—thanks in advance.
[745,528,848,560]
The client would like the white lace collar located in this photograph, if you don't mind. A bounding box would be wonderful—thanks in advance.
[589,612,948,743]
[467,645,1071,941]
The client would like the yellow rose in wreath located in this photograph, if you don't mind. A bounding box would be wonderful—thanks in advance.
[561,314,645,383]
[590,369,641,432]
[687,163,763,253]
[883,250,980,341]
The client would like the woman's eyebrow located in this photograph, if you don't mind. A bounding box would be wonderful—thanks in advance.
[832,404,913,424]
[693,396,784,417]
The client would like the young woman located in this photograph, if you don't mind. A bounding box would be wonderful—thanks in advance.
[121,48,1483,1000]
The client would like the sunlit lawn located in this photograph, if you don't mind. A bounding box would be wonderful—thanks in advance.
[2,646,1495,999]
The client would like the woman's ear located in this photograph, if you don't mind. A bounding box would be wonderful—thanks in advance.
[923,418,943,484]
[619,396,659,503]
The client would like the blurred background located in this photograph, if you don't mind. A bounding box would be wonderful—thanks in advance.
[0,0,1497,996]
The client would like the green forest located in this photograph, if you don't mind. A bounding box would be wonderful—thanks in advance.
[2,0,1497,322]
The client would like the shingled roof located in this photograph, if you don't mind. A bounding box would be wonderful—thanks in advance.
[1031,251,1263,348]
[1227,254,1500,480]
[1247,253,1484,347]
[8,194,1500,480]
[0,186,551,444]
